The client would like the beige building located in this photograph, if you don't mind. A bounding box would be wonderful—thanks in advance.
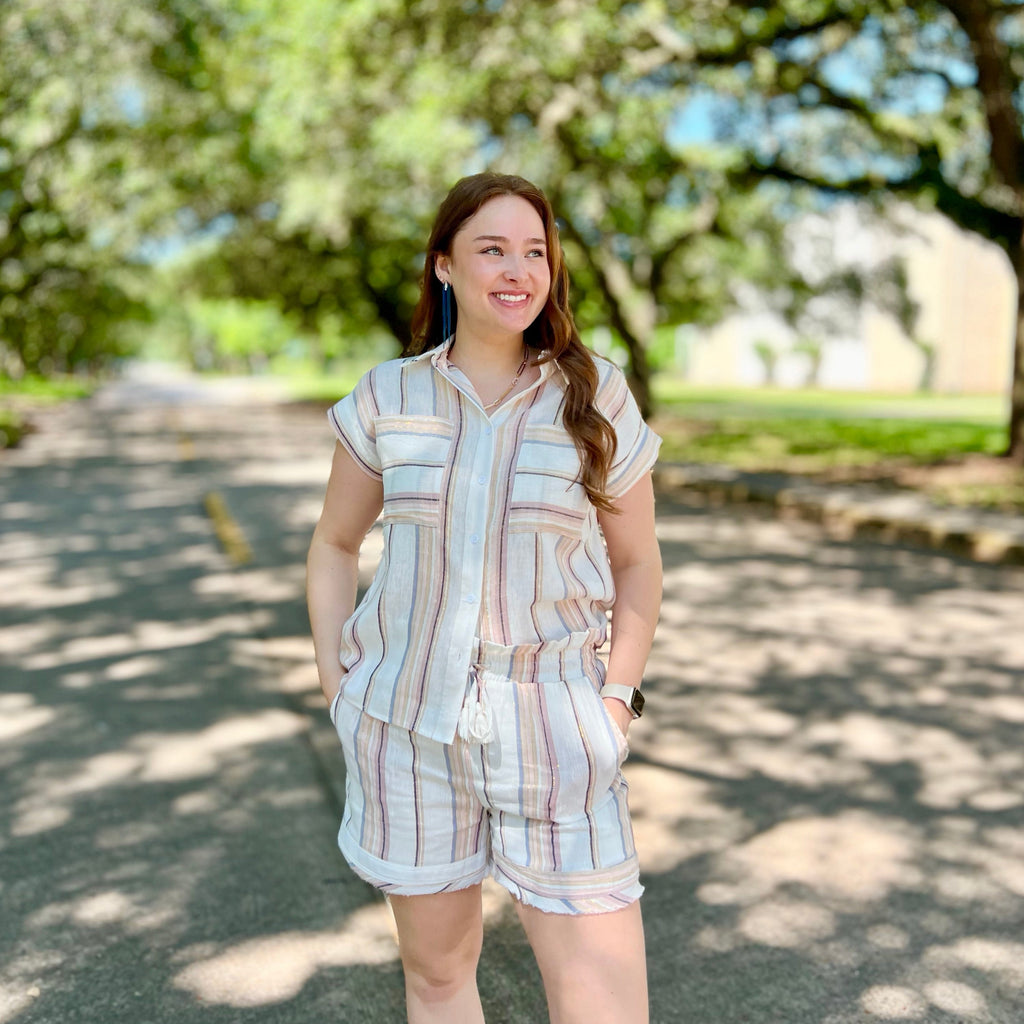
[685,203,1016,394]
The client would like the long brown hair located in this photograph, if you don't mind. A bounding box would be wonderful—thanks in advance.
[407,173,618,512]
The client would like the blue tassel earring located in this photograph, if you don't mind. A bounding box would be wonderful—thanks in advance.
[441,281,452,345]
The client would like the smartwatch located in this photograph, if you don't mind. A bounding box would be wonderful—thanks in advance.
[600,684,645,719]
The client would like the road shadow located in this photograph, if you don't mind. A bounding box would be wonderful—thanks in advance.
[1,395,1023,1023]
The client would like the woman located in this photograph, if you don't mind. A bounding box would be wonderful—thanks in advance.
[307,172,662,1024]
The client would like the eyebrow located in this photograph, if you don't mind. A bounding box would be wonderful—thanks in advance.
[473,235,547,245]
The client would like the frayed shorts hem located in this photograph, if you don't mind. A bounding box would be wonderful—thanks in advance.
[340,822,644,915]
[338,822,488,895]
[490,868,644,916]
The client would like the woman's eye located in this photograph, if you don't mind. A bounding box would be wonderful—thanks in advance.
[482,246,502,255]
[529,249,546,258]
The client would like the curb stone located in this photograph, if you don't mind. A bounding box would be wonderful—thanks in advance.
[653,462,1024,567]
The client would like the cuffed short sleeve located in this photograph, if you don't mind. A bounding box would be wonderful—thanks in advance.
[328,369,383,480]
[597,362,662,499]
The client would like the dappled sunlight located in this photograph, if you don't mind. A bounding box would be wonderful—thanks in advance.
[12,751,140,836]
[630,499,1024,1020]
[23,846,219,946]
[23,631,136,670]
[0,499,45,521]
[810,713,1017,810]
[0,560,123,610]
[0,694,55,742]
[737,898,836,948]
[192,567,304,603]
[627,764,748,872]
[3,398,1023,1022]
[633,725,750,779]
[701,812,921,906]
[136,708,307,782]
[172,904,400,1007]
[728,737,870,788]
[10,709,308,837]
[102,654,165,682]
[169,880,517,1011]
[973,693,1024,723]
[120,682,205,701]
[923,937,1024,988]
[0,620,58,659]
[933,830,1024,899]
[859,985,929,1019]
[0,982,41,1024]
[921,980,988,1018]
[688,692,800,738]
[227,456,332,487]
[22,611,275,672]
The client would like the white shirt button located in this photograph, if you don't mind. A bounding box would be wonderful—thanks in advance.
[465,594,476,604]
[477,475,486,485]
[470,534,479,544]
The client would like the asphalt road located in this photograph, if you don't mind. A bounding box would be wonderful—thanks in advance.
[2,370,1023,1024]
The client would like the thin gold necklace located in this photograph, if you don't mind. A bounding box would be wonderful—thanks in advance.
[449,346,530,410]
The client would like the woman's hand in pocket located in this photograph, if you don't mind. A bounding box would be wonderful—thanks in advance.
[602,696,633,740]
[320,667,347,707]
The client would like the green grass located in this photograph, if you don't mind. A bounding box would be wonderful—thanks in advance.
[650,377,1022,510]
[652,378,1007,424]
[655,415,1007,470]
[280,372,368,404]
[0,375,97,402]
[268,359,382,404]
[652,377,1009,470]
[0,375,98,449]
[0,408,28,449]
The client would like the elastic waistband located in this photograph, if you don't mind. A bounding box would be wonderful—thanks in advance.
[472,631,605,684]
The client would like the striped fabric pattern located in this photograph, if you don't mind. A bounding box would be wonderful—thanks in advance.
[334,646,642,914]
[327,345,661,744]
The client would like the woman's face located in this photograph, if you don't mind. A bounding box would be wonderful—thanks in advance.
[437,194,552,344]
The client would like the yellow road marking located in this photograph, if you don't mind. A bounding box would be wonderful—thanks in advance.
[203,491,253,565]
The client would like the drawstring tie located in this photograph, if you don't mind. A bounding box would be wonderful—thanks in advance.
[457,665,494,744]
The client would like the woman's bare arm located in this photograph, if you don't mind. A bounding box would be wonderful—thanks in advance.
[306,442,384,704]
[596,473,662,734]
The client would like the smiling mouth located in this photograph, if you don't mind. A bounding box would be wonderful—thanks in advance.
[494,292,529,304]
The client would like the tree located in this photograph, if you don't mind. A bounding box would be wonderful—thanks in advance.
[628,0,1024,459]
[254,0,897,416]
[0,1,142,375]
[0,0,246,376]
[754,339,782,385]
[88,0,917,419]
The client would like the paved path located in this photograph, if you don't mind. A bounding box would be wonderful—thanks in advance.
[1,376,1023,1024]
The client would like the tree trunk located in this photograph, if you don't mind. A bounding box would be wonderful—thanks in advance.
[614,327,654,421]
[1009,234,1024,463]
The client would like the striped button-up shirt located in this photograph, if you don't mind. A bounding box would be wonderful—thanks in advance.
[328,345,661,743]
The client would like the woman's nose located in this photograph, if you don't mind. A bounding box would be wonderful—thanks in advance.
[503,255,525,280]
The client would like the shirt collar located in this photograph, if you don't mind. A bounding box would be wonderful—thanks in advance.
[431,341,559,385]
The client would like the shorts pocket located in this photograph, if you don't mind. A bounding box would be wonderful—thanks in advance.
[483,676,623,823]
[328,686,345,726]
[599,697,630,764]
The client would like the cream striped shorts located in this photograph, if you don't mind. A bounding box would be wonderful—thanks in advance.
[331,642,642,915]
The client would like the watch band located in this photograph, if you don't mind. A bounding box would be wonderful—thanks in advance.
[600,683,645,719]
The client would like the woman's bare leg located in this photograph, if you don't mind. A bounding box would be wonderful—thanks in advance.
[516,900,648,1024]
[389,885,486,1024]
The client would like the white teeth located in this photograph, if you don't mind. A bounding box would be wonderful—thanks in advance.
[495,293,528,303]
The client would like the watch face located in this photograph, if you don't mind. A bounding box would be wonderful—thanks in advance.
[630,688,645,717]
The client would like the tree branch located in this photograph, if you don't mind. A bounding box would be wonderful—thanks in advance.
[730,148,1023,252]
[939,0,1024,189]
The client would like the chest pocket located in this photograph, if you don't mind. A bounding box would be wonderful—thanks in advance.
[376,415,453,527]
[509,424,590,537]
